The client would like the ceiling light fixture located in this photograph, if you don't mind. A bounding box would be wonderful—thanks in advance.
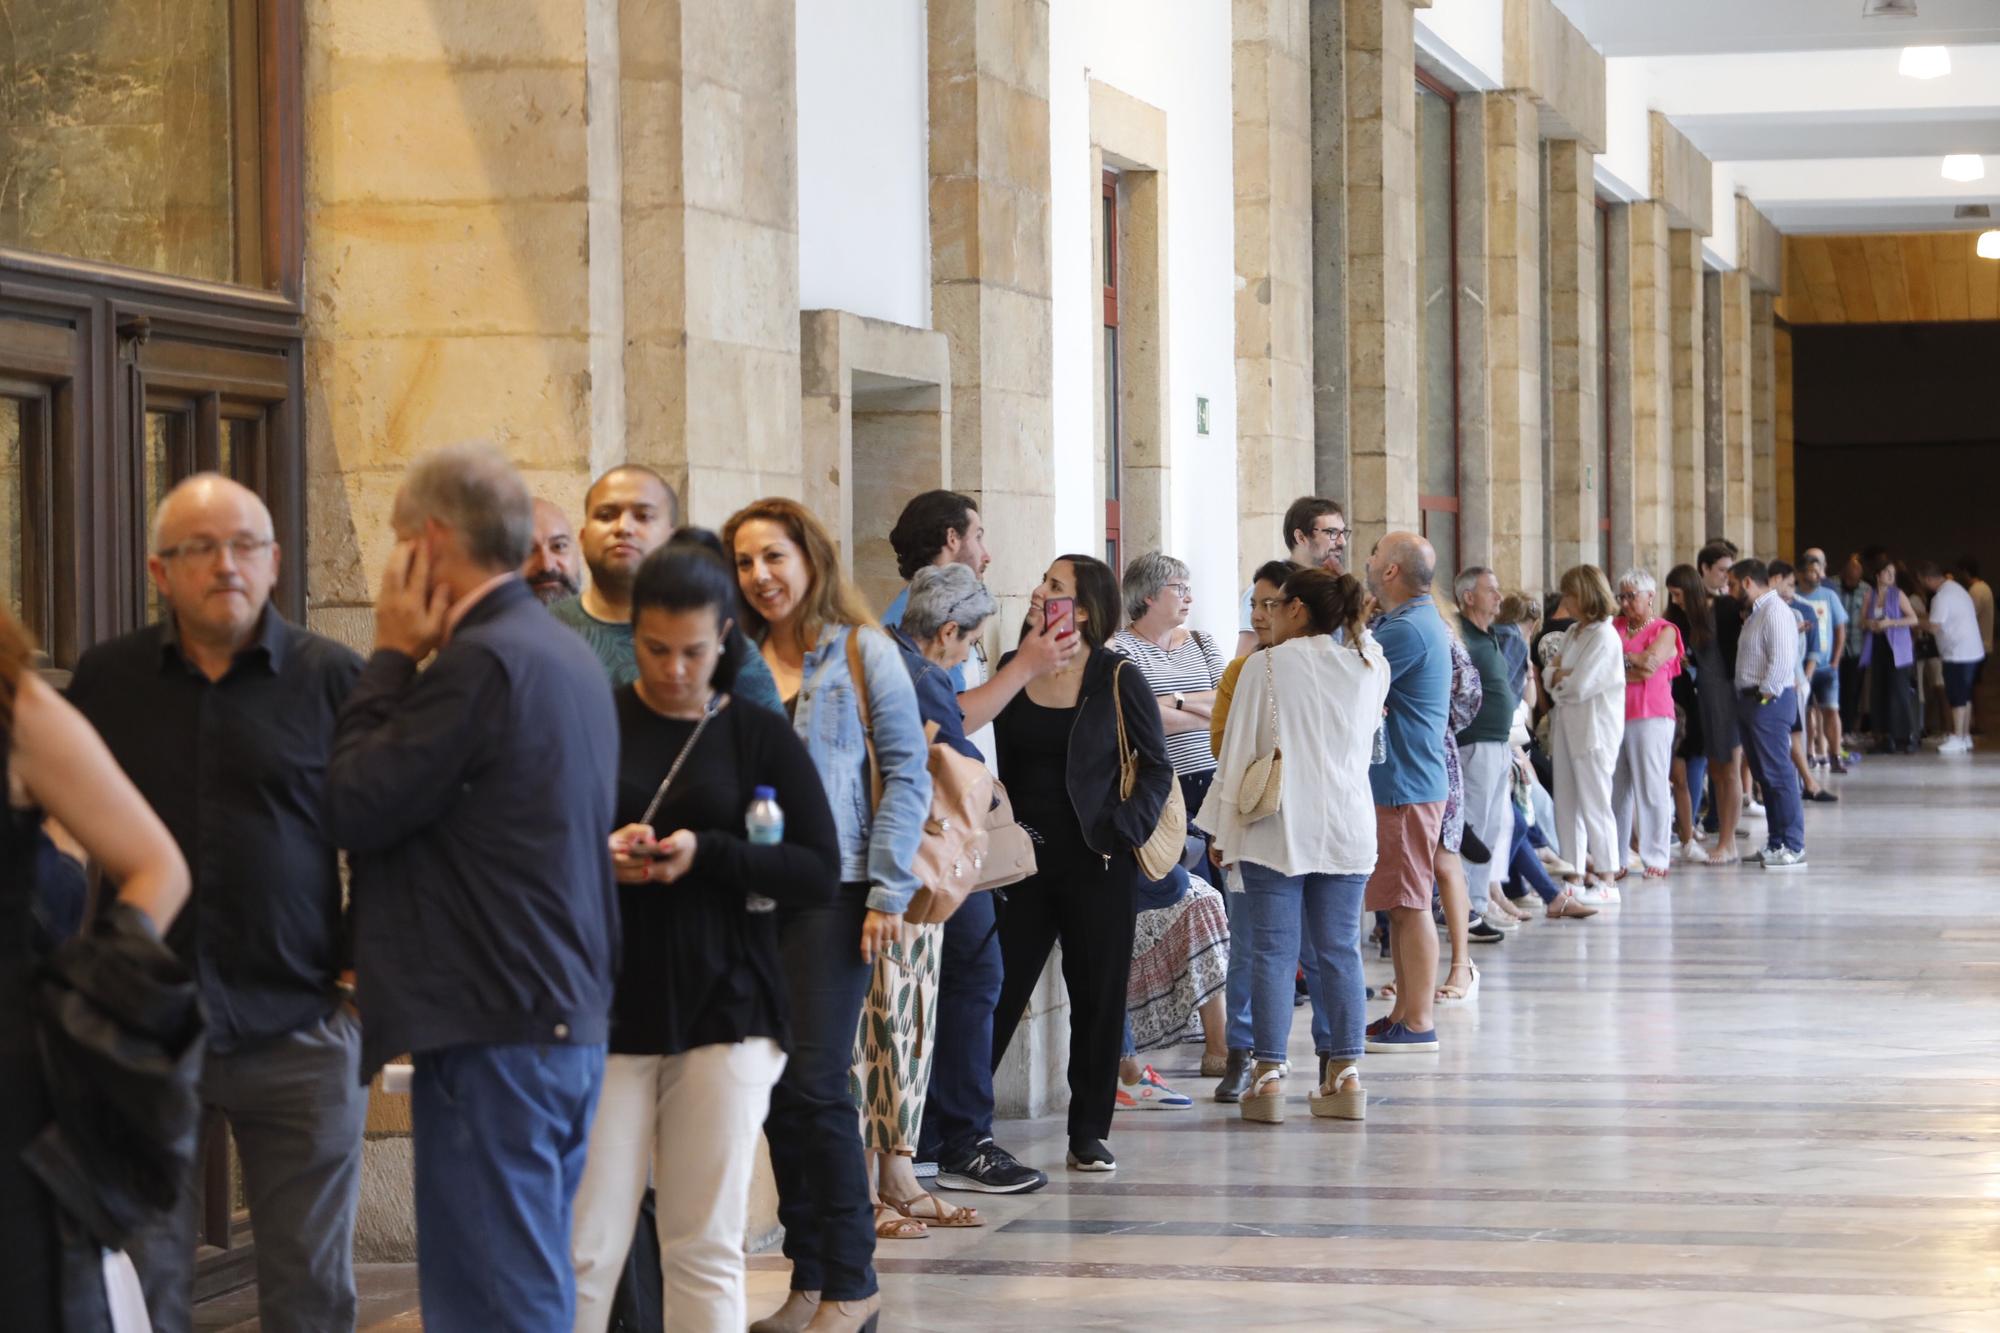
[1863,0,1919,17]
[1978,230,2000,260]
[1942,154,1986,182]
[1899,45,1951,78]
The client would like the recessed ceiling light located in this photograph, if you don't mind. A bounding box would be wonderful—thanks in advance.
[1899,45,1950,78]
[1978,230,2000,260]
[1863,0,1920,17]
[1955,204,1992,219]
[1942,154,1985,182]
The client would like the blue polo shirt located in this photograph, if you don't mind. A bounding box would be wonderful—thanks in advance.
[1369,594,1452,807]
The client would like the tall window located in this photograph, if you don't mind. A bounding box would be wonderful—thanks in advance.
[0,0,304,664]
[1415,74,1459,584]
[1102,169,1123,569]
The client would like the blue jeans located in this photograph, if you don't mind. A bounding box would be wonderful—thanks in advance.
[1219,883,1255,1050]
[1738,688,1805,853]
[411,1041,604,1333]
[1237,863,1368,1064]
[918,889,1002,1164]
[1684,754,1709,830]
[1506,810,1563,903]
[768,886,877,1300]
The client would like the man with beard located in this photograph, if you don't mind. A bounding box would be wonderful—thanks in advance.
[1234,496,1348,658]
[549,466,677,683]
[523,497,584,604]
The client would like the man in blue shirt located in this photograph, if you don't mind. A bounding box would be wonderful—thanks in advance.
[1795,548,1850,771]
[1361,532,1452,1054]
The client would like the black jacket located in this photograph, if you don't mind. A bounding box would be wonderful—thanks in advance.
[993,644,1173,859]
[326,576,620,1077]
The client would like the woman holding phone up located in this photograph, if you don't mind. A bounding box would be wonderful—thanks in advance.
[989,555,1175,1175]
[570,546,839,1330]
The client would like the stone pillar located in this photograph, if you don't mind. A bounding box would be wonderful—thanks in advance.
[1308,0,1349,504]
[1482,91,1543,591]
[619,0,803,523]
[1667,229,1705,557]
[1627,203,1673,576]
[1718,270,1753,552]
[1702,271,1724,543]
[1544,138,1598,576]
[1776,323,1795,559]
[929,0,1054,639]
[1750,291,1777,557]
[1234,0,1316,588]
[1452,94,1494,571]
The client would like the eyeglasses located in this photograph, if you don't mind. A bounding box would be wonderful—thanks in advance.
[1252,597,1286,613]
[158,536,275,564]
[1162,582,1193,599]
[1313,524,1349,541]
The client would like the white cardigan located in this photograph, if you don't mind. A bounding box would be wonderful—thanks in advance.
[1545,618,1625,755]
[1199,633,1391,878]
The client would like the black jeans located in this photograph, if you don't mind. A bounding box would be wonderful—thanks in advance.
[767,885,876,1301]
[991,854,1138,1142]
[1838,656,1864,737]
[917,889,1003,1165]
[1869,648,1919,750]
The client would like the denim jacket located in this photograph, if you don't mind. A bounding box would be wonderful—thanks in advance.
[788,624,933,913]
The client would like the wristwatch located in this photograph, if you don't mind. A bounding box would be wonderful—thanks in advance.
[1173,692,1186,710]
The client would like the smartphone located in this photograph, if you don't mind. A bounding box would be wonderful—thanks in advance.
[1044,596,1075,636]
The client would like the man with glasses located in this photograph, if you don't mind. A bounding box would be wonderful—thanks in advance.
[69,473,369,1332]
[1236,497,1348,657]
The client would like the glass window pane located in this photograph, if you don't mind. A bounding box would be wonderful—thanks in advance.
[1104,326,1120,501]
[0,403,21,623]
[1416,85,1457,504]
[144,410,186,621]
[1,1,260,287]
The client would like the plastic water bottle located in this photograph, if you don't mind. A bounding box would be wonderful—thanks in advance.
[745,786,782,913]
[1371,719,1388,765]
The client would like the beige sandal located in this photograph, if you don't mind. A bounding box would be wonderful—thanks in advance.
[884,1191,982,1228]
[1239,1061,1287,1124]
[1309,1061,1367,1120]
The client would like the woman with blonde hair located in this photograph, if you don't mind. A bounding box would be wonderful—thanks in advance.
[1543,565,1627,905]
[726,498,932,1333]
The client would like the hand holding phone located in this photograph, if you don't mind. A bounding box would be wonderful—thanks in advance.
[1044,596,1075,638]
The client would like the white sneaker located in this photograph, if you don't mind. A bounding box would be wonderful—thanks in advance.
[1574,884,1620,907]
[1481,911,1522,933]
[1743,799,1766,818]
[1760,847,1809,871]
[1680,840,1711,864]
[1939,736,1972,754]
[1745,846,1770,866]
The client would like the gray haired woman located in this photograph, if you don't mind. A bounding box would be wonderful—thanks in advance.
[1612,566,1683,878]
[864,561,998,1238]
[1113,553,1225,805]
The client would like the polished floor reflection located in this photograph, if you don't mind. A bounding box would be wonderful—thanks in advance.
[203,749,2000,1330]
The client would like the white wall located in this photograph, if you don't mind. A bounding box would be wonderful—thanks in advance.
[1597,57,1650,200]
[1704,162,1740,271]
[1048,0,1240,644]
[795,0,931,328]
[1415,0,1505,90]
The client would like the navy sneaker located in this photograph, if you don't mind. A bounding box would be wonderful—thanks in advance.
[1365,1021,1440,1054]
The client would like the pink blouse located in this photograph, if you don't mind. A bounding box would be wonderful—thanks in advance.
[1619,616,1683,721]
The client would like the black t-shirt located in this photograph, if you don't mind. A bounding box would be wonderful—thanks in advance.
[610,687,840,1056]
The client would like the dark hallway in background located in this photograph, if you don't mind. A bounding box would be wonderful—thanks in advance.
[1792,321,2000,574]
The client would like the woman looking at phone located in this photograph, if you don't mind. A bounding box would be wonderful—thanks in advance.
[570,545,838,1330]
[989,555,1175,1175]
[726,499,931,1333]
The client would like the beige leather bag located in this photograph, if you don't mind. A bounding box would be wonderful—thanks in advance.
[1111,660,1187,881]
[1236,653,1283,823]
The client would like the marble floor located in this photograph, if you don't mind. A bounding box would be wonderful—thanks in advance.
[199,747,2000,1330]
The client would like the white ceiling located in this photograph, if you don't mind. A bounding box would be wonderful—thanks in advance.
[1550,0,2000,57]
[1548,3,2000,236]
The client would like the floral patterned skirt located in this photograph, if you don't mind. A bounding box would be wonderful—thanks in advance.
[849,918,943,1155]
[1125,873,1230,1054]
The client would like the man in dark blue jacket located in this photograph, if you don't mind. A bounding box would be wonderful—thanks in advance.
[326,443,618,1333]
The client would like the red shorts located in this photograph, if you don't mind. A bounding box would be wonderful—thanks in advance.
[1365,802,1447,912]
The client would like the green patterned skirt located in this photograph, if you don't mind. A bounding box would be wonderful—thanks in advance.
[848,918,944,1155]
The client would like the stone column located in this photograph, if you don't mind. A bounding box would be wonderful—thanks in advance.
[1544,138,1598,575]
[1702,271,1724,543]
[1667,228,1705,557]
[1452,93,1494,571]
[1718,270,1753,552]
[1339,0,1422,553]
[1482,91,1543,590]
[1308,0,1349,505]
[1627,203,1673,576]
[1776,323,1795,559]
[929,0,1054,637]
[1750,291,1777,557]
[619,0,803,521]
[1234,0,1316,588]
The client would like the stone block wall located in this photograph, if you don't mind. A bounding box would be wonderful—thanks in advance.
[1719,270,1753,552]
[1751,292,1777,556]
[1502,0,1606,152]
[1627,203,1673,575]
[1669,229,1706,557]
[1482,91,1544,591]
[1650,112,1712,234]
[1776,324,1795,560]
[1544,138,1598,576]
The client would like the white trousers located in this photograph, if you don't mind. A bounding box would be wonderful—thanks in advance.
[1613,715,1676,872]
[1458,741,1514,904]
[1550,717,1619,878]
[571,1039,787,1333]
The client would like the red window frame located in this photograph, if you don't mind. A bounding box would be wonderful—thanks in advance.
[1102,169,1122,570]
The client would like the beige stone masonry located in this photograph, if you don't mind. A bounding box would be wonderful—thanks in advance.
[1776,324,1795,559]
[799,311,953,613]
[1649,112,1712,234]
[1738,197,1783,294]
[1627,202,1674,575]
[1545,139,1599,575]
[1343,0,1422,554]
[1718,270,1753,552]
[1233,0,1316,590]
[1482,90,1544,590]
[1503,0,1606,152]
[1751,292,1777,556]
[1667,228,1706,557]
[1452,90,1495,573]
[930,0,1055,646]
